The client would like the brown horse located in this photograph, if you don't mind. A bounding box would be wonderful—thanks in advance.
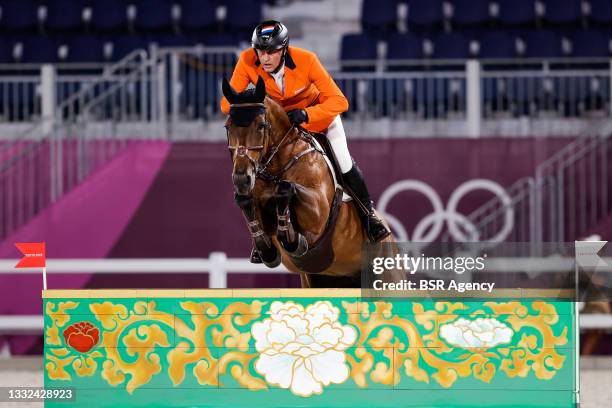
[222,77,400,288]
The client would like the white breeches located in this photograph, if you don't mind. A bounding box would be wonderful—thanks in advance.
[326,115,353,174]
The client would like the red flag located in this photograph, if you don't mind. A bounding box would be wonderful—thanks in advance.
[15,242,46,268]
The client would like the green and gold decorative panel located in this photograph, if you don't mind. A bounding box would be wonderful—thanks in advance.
[43,289,578,407]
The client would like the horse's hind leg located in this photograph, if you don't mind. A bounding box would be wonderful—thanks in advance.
[235,194,280,268]
[275,180,308,256]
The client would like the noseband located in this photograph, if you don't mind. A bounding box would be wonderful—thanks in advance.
[227,102,318,183]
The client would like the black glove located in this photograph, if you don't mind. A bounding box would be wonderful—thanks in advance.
[287,109,308,125]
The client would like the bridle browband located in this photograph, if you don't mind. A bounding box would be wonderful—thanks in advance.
[227,102,321,183]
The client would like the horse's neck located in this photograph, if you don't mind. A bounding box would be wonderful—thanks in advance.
[266,126,301,170]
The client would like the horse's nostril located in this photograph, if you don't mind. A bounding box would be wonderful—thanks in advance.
[233,172,251,188]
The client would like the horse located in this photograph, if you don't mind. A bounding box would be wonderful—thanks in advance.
[222,76,401,288]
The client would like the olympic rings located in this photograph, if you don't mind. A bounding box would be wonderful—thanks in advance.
[377,179,514,245]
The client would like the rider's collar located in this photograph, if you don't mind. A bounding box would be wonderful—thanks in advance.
[270,61,285,77]
[284,49,296,69]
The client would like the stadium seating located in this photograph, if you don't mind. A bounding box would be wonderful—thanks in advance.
[111,35,149,61]
[200,33,241,47]
[521,30,564,58]
[570,30,610,57]
[0,0,608,120]
[18,36,60,63]
[134,0,174,33]
[477,31,517,59]
[541,0,583,27]
[225,0,263,33]
[66,35,107,63]
[386,32,423,70]
[0,37,14,63]
[588,0,612,27]
[90,0,129,32]
[0,0,40,32]
[406,0,444,31]
[45,0,86,33]
[449,0,490,28]
[340,33,378,71]
[431,32,472,59]
[361,0,399,34]
[496,0,536,27]
[149,34,196,48]
[178,0,217,32]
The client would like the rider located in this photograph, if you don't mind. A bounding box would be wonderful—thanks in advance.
[220,20,390,261]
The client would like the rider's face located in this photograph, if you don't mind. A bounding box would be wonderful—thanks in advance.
[256,48,283,73]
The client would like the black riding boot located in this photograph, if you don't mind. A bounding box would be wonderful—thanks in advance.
[342,161,391,242]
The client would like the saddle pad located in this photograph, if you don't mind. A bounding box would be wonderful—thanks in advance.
[309,133,352,202]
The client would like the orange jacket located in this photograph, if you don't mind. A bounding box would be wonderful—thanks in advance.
[220,46,348,133]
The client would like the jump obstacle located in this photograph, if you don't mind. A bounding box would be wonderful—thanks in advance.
[43,288,579,407]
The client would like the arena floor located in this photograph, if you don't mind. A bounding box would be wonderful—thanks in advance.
[0,358,610,408]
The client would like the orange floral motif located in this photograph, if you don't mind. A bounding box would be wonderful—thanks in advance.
[63,322,100,353]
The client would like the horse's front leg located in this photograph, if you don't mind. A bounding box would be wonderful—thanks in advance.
[234,194,281,268]
[274,180,308,257]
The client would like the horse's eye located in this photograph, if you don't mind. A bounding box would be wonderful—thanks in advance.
[258,123,267,131]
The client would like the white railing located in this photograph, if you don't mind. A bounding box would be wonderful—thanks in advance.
[0,256,609,341]
[0,253,289,289]
[1,255,607,283]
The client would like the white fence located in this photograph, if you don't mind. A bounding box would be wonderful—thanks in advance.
[0,253,289,289]
[0,256,609,337]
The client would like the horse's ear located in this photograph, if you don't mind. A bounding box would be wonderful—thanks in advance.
[254,76,266,102]
[222,77,237,103]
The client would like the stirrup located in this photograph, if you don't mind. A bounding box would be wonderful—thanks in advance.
[250,247,263,264]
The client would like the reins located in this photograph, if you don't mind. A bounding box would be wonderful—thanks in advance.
[227,102,322,184]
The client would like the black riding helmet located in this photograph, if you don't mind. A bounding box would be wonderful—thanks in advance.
[251,20,289,52]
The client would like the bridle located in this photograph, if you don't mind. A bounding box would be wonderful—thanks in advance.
[226,102,321,184]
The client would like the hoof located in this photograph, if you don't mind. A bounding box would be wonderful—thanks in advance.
[275,180,295,199]
[262,248,281,268]
[286,234,308,257]
[249,247,263,264]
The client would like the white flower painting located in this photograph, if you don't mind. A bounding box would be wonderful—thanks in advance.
[440,317,514,348]
[251,301,357,396]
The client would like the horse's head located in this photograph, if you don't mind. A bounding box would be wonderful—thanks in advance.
[222,76,272,196]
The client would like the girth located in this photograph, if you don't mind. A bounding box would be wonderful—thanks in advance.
[286,187,344,274]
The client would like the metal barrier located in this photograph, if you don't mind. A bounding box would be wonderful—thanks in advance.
[0,64,113,123]
[333,70,467,120]
[154,46,238,124]
[533,121,612,254]
[0,53,611,137]
[0,51,151,241]
[441,119,612,255]
[481,69,612,119]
